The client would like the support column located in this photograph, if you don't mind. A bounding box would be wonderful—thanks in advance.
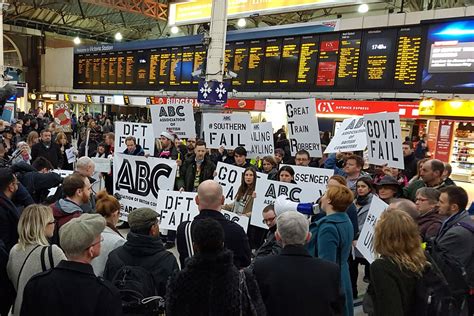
[0,1,5,87]
[205,0,227,82]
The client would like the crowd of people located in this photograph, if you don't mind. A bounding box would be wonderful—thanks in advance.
[0,110,473,316]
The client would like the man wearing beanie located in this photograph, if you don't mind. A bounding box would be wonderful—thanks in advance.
[156,131,178,160]
[20,214,122,316]
[104,207,179,297]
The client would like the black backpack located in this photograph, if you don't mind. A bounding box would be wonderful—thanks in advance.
[111,265,165,316]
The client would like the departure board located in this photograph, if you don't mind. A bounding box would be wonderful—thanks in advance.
[337,31,361,90]
[262,38,282,85]
[232,41,248,86]
[394,26,422,90]
[279,37,300,86]
[92,54,101,86]
[125,51,135,86]
[181,46,194,85]
[297,35,319,85]
[108,52,117,86]
[158,48,170,86]
[76,55,86,86]
[149,49,159,85]
[247,40,265,85]
[100,53,109,86]
[358,29,398,90]
[135,50,149,86]
[169,47,182,86]
[193,45,206,84]
[85,55,93,86]
[116,52,126,86]
[317,34,340,87]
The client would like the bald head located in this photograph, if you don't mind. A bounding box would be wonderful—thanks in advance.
[388,198,418,219]
[196,180,224,211]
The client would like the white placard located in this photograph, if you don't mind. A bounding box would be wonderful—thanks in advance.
[115,122,155,156]
[91,157,111,173]
[52,169,74,178]
[280,164,333,198]
[355,196,388,263]
[364,112,404,169]
[247,122,275,159]
[202,113,251,149]
[150,103,196,139]
[113,154,177,221]
[65,147,76,164]
[286,99,322,158]
[325,117,367,153]
[250,178,318,229]
[221,210,250,233]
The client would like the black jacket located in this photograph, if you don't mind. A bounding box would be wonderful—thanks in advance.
[0,193,20,252]
[403,152,418,181]
[104,232,179,297]
[166,249,266,316]
[18,171,62,203]
[123,144,145,156]
[31,141,63,169]
[20,260,122,316]
[177,210,251,268]
[253,245,344,316]
[252,225,282,262]
[176,155,216,192]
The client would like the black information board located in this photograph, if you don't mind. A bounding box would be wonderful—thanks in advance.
[337,31,361,90]
[247,39,265,86]
[296,35,319,86]
[316,33,340,88]
[393,26,423,90]
[232,41,248,87]
[262,38,281,85]
[279,37,300,86]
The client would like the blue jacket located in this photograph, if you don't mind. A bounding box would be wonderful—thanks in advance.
[310,212,354,316]
[324,153,347,177]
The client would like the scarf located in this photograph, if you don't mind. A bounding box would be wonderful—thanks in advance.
[356,192,373,206]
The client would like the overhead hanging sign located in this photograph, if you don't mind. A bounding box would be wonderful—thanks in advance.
[197,81,229,105]
[286,98,322,158]
[325,116,367,153]
[150,102,196,139]
[247,122,274,159]
[364,112,404,169]
[113,154,177,221]
[202,113,251,150]
[115,122,155,156]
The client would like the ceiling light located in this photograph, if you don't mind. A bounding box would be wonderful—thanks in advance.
[115,32,123,41]
[237,18,246,28]
[358,3,369,13]
[73,36,81,45]
[170,26,179,34]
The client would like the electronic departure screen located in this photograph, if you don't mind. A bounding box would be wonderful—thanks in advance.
[181,46,194,85]
[279,37,300,86]
[100,53,109,86]
[247,40,265,86]
[158,48,170,86]
[76,55,86,86]
[125,51,135,86]
[262,38,282,85]
[337,31,361,90]
[149,49,159,85]
[108,52,117,86]
[116,52,126,86]
[317,34,340,87]
[135,50,150,87]
[394,26,423,90]
[193,45,206,84]
[422,19,474,93]
[92,54,101,86]
[169,47,182,86]
[232,41,248,86]
[358,28,398,90]
[297,35,319,86]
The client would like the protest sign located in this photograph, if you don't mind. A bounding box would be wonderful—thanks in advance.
[325,117,367,153]
[113,154,177,221]
[222,210,250,233]
[150,102,196,139]
[91,157,111,173]
[285,99,322,158]
[115,122,155,156]
[65,148,76,164]
[356,196,388,263]
[53,102,72,133]
[250,178,317,229]
[281,164,333,198]
[364,112,404,169]
[52,169,74,178]
[247,122,274,159]
[202,113,251,149]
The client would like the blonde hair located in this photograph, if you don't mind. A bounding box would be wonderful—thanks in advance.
[374,209,428,275]
[26,131,39,147]
[55,132,67,144]
[17,204,53,250]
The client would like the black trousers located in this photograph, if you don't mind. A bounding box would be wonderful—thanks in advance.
[349,255,370,298]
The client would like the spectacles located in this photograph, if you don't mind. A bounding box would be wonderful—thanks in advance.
[262,217,276,224]
[88,236,104,249]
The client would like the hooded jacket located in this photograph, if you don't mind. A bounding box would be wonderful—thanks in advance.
[50,198,83,233]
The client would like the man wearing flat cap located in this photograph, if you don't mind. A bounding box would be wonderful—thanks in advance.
[20,214,122,316]
[104,207,179,297]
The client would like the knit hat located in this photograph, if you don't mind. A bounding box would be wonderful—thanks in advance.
[160,131,175,141]
[59,214,106,256]
[128,207,159,230]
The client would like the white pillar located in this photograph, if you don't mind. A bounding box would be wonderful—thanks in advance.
[205,0,227,82]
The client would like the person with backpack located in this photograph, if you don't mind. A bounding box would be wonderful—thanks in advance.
[7,205,66,315]
[364,209,429,316]
[104,207,179,313]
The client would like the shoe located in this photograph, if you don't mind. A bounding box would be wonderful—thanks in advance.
[117,221,130,229]
[165,241,175,249]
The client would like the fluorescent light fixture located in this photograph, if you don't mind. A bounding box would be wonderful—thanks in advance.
[237,18,247,28]
[358,3,369,13]
[115,32,123,41]
[73,36,81,45]
[170,26,180,34]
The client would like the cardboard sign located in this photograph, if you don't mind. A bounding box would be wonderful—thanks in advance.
[251,178,317,229]
[247,122,275,159]
[113,154,177,221]
[91,157,111,173]
[53,102,72,132]
[202,113,251,149]
[280,164,333,198]
[364,112,404,169]
[325,117,367,153]
[355,196,388,263]
[65,148,76,164]
[115,122,155,156]
[150,103,196,138]
[157,190,249,232]
[52,169,74,178]
[286,99,322,158]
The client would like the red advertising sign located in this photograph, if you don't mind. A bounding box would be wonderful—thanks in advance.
[314,99,419,118]
[434,120,454,163]
[224,99,266,111]
[426,120,439,158]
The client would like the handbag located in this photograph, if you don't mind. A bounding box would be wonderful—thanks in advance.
[239,270,258,316]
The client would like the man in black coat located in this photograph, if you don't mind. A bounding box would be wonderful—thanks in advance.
[21,214,122,316]
[176,180,251,268]
[176,140,215,193]
[402,141,418,181]
[31,129,63,169]
[17,157,62,203]
[253,211,344,316]
[0,168,21,252]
